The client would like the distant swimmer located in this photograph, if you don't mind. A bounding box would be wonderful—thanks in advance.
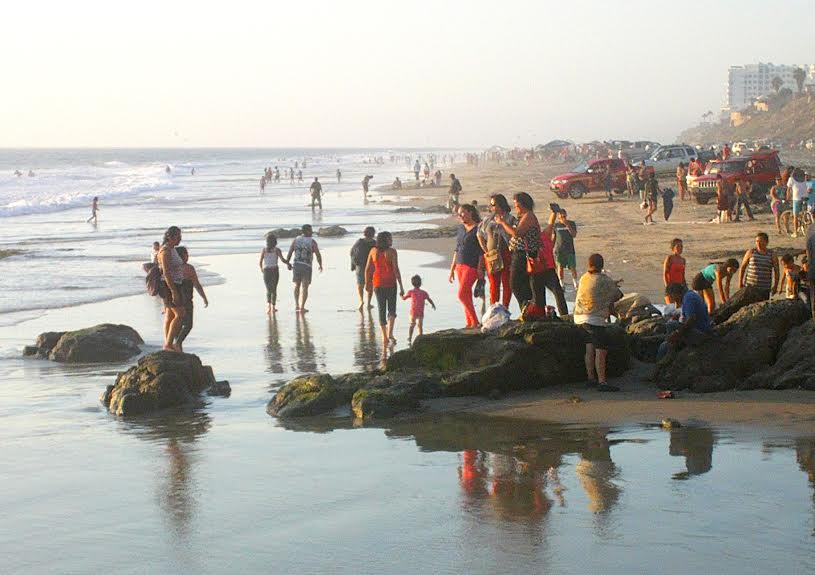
[274,167,280,183]
[14,169,22,177]
[28,170,35,177]
[190,167,195,175]
[336,168,342,183]
[310,177,323,210]
[86,196,99,224]
[297,169,303,183]
[362,175,373,196]
[165,165,171,174]
[260,176,266,193]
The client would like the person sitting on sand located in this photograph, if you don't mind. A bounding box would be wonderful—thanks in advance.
[663,238,686,300]
[174,246,209,352]
[287,224,323,313]
[310,178,323,210]
[260,233,292,315]
[86,197,99,224]
[402,274,435,345]
[574,253,624,392]
[657,283,712,361]
[392,177,402,190]
[690,258,740,314]
[738,232,779,301]
[365,231,405,350]
[351,226,377,311]
[157,226,186,351]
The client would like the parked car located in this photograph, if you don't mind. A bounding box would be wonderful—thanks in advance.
[549,158,654,199]
[642,145,698,173]
[687,150,782,205]
[732,142,748,156]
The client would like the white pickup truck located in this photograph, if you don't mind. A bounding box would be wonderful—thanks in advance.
[641,145,698,173]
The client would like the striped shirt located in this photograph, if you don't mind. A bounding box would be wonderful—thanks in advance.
[745,248,774,292]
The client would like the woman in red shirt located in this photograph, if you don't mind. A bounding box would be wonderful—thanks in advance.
[365,231,405,349]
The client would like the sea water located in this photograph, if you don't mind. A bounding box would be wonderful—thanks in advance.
[1,149,814,574]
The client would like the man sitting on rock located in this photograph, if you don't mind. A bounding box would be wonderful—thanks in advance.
[657,283,712,361]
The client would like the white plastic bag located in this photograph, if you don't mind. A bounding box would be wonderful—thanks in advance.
[481,303,511,333]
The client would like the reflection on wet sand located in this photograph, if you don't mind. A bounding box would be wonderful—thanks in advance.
[669,427,715,480]
[265,316,284,374]
[290,315,326,374]
[795,438,815,535]
[353,310,380,371]
[119,411,210,539]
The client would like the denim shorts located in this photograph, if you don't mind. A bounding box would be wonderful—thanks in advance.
[793,199,807,216]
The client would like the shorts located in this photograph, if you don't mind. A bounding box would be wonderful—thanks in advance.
[556,251,576,269]
[292,264,312,285]
[162,281,186,309]
[691,272,713,291]
[354,265,366,285]
[581,323,611,350]
[793,199,806,216]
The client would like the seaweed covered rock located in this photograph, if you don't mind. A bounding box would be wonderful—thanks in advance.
[742,322,815,390]
[655,298,810,392]
[711,286,766,325]
[26,324,143,363]
[267,374,357,418]
[101,351,219,416]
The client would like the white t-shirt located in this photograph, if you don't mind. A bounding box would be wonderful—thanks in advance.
[788,177,809,201]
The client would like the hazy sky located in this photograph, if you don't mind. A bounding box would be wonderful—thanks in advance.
[2,0,812,148]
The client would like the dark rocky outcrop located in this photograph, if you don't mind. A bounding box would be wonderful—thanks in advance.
[421,205,451,214]
[654,299,810,392]
[267,227,302,239]
[742,322,815,390]
[711,286,766,325]
[393,226,459,239]
[317,225,348,237]
[25,324,142,363]
[268,320,630,421]
[394,207,420,213]
[101,351,222,416]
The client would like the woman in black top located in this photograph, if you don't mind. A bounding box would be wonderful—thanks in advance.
[448,203,483,328]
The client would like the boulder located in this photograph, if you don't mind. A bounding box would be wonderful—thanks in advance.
[317,225,348,237]
[392,226,459,239]
[742,322,815,390]
[267,227,302,239]
[625,316,669,337]
[394,207,420,213]
[711,286,766,325]
[422,205,450,214]
[25,325,142,363]
[207,380,232,397]
[102,351,218,416]
[352,387,420,420]
[267,374,351,418]
[655,299,810,392]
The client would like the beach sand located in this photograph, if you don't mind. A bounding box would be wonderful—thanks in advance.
[379,159,815,433]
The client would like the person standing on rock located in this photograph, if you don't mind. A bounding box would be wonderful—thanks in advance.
[657,283,712,361]
[574,253,624,392]
[449,203,483,329]
[478,194,516,309]
[351,226,377,311]
[157,226,186,351]
[738,232,779,301]
[287,224,323,313]
[553,208,578,290]
[174,246,209,352]
[365,231,405,349]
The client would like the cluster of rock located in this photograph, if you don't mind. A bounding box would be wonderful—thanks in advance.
[265,226,348,239]
[392,226,459,239]
[101,351,230,416]
[23,324,143,363]
[268,320,630,421]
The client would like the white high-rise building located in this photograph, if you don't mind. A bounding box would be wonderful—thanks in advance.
[724,63,815,111]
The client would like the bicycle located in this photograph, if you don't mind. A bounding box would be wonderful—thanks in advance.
[780,205,814,237]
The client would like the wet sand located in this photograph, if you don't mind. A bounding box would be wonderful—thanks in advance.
[382,159,815,433]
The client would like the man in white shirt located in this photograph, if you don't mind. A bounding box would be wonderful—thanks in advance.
[788,168,809,238]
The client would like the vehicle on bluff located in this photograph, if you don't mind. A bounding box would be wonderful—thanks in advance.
[687,150,782,205]
[550,158,654,199]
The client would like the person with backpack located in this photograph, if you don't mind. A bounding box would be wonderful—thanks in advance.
[156,226,186,351]
[351,226,376,311]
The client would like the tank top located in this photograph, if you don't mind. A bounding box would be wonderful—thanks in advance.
[262,248,279,269]
[745,248,774,291]
[160,245,184,284]
[667,256,686,284]
[701,263,718,283]
[509,221,540,253]
[372,249,396,288]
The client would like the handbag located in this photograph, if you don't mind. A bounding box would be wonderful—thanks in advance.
[484,248,503,273]
[524,225,545,274]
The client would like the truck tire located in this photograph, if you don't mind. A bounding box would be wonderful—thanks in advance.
[568,183,586,199]
[691,189,711,205]
[554,188,569,199]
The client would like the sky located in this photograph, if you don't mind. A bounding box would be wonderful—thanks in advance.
[2,0,813,148]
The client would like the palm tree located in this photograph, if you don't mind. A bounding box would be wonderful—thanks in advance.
[772,75,784,93]
[793,67,806,94]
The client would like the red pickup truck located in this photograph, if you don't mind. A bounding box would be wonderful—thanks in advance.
[549,158,654,199]
[687,150,781,205]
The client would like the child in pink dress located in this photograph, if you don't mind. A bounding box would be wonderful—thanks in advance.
[402,275,436,345]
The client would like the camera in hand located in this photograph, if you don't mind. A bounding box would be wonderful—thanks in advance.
[549,202,562,213]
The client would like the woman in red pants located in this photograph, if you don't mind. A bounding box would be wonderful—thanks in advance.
[478,194,515,309]
[449,203,483,328]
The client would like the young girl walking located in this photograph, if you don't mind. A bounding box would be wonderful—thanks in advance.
[259,233,291,314]
[402,275,436,345]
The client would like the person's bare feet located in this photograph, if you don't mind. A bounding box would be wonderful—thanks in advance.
[301,308,309,314]
[295,308,301,313]
[358,302,364,311]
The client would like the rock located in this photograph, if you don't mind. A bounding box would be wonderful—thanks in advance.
[352,388,420,419]
[711,285,766,325]
[625,317,669,363]
[207,380,231,397]
[36,331,66,353]
[625,316,669,337]
[394,207,420,213]
[267,374,347,418]
[317,225,348,237]
[661,418,681,429]
[422,205,450,214]
[392,226,459,239]
[102,351,218,416]
[22,345,40,357]
[267,227,302,239]
[742,322,815,390]
[655,298,810,392]
[46,324,143,363]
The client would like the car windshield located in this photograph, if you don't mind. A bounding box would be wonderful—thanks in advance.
[572,162,588,173]
[707,161,746,175]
